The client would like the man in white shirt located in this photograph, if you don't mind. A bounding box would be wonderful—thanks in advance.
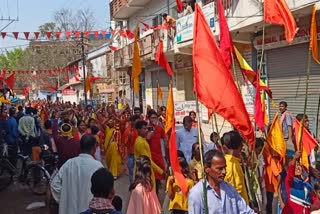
[182,0,193,16]
[51,134,103,214]
[176,116,198,162]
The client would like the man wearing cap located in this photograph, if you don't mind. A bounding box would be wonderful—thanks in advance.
[182,0,193,15]
[55,123,81,168]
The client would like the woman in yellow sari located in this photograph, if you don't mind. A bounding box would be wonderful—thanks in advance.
[104,118,122,179]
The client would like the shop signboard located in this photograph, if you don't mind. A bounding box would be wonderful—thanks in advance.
[174,100,209,123]
[176,2,215,43]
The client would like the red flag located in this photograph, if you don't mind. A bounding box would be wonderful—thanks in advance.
[94,31,99,38]
[169,119,189,195]
[217,0,233,71]
[46,32,52,39]
[294,119,318,155]
[34,32,40,39]
[101,30,107,37]
[5,74,15,89]
[84,31,90,38]
[49,85,56,92]
[65,31,71,39]
[110,30,116,35]
[193,4,254,145]
[56,32,62,39]
[139,20,151,30]
[109,46,118,51]
[74,31,81,38]
[24,32,30,40]
[126,30,135,39]
[74,75,80,81]
[176,0,183,13]
[0,70,6,80]
[119,29,126,37]
[155,40,174,77]
[264,0,298,43]
[254,71,264,132]
[1,32,6,39]
[90,76,100,82]
[13,32,19,39]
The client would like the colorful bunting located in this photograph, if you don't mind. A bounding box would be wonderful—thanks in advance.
[13,32,19,39]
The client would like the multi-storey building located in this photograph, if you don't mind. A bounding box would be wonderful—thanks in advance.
[110,0,320,132]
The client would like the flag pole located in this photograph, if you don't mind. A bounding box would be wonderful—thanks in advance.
[298,50,312,151]
[195,95,208,214]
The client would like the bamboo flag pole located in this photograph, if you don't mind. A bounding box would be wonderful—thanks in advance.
[298,50,312,151]
[195,96,208,214]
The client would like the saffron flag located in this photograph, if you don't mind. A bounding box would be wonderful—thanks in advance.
[217,0,233,71]
[169,119,188,195]
[309,5,320,64]
[264,0,298,43]
[157,82,163,101]
[131,25,142,94]
[254,71,264,132]
[5,74,15,89]
[267,113,286,159]
[193,3,255,146]
[155,40,174,77]
[85,76,91,93]
[176,0,183,13]
[234,46,272,98]
[294,119,318,170]
[165,83,174,134]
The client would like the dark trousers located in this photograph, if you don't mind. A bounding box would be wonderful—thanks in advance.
[7,143,18,167]
[171,210,187,214]
[266,191,274,214]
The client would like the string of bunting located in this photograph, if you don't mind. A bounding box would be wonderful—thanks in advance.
[0,30,112,40]
[0,65,78,75]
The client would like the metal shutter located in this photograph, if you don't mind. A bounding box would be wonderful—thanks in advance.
[267,43,320,134]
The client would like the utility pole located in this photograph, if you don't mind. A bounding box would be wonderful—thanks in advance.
[81,32,88,106]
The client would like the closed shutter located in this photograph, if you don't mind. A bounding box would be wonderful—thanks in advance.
[151,68,171,108]
[267,43,320,134]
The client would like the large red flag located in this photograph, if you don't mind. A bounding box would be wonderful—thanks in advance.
[5,74,15,89]
[264,0,298,43]
[294,119,318,155]
[193,3,254,145]
[176,0,183,13]
[254,71,264,132]
[217,0,233,71]
[169,119,188,195]
[155,40,173,77]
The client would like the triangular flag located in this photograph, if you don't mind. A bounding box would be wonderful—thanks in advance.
[55,32,62,39]
[131,25,142,94]
[65,31,71,39]
[168,119,189,195]
[165,83,174,134]
[254,71,264,132]
[13,32,19,39]
[46,32,52,39]
[84,31,90,38]
[157,82,163,101]
[5,74,15,89]
[24,32,30,40]
[176,0,183,13]
[110,30,116,35]
[90,76,100,82]
[139,20,151,30]
[101,30,107,38]
[119,29,127,37]
[34,32,40,39]
[94,31,99,38]
[309,5,320,64]
[126,30,135,39]
[264,0,298,43]
[193,3,254,145]
[109,46,118,51]
[155,40,174,77]
[74,31,81,38]
[1,32,6,39]
[0,70,6,80]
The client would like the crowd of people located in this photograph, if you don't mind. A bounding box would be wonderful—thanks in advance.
[0,99,320,214]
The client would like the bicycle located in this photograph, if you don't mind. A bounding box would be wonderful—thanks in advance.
[0,142,52,195]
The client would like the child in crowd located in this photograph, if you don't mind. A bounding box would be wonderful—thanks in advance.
[189,142,203,181]
[167,157,194,214]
